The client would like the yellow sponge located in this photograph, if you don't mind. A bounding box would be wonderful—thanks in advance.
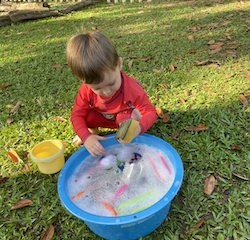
[114,119,139,143]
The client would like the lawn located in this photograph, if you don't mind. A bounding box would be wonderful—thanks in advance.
[1,0,250,239]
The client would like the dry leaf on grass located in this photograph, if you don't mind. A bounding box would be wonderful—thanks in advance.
[7,150,22,164]
[239,94,249,105]
[52,64,62,68]
[231,144,242,150]
[44,34,52,40]
[179,98,185,104]
[10,101,21,113]
[25,164,30,171]
[156,107,164,118]
[207,39,215,45]
[204,175,216,195]
[232,172,250,181]
[128,60,133,69]
[41,225,55,240]
[184,126,209,131]
[10,199,33,210]
[171,131,180,138]
[170,64,175,72]
[153,69,160,73]
[188,35,194,40]
[244,93,250,96]
[158,84,168,90]
[185,217,205,235]
[54,116,67,122]
[7,118,14,124]
[0,83,11,90]
[163,113,170,123]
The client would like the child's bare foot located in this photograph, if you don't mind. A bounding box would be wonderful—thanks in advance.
[72,135,83,146]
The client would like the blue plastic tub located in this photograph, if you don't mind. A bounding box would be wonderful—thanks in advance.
[58,134,184,240]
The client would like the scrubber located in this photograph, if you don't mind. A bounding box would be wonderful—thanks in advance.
[114,119,139,143]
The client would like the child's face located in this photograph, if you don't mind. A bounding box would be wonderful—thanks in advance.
[86,58,123,98]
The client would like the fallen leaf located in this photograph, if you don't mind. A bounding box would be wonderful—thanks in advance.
[185,217,205,235]
[7,118,14,124]
[195,60,209,66]
[57,44,63,47]
[128,60,133,69]
[204,175,216,195]
[10,199,33,210]
[179,98,185,104]
[24,50,33,54]
[158,84,168,90]
[187,49,198,53]
[244,93,250,96]
[184,126,209,131]
[184,90,190,96]
[153,69,160,73]
[163,113,170,123]
[52,64,62,68]
[225,74,234,79]
[210,48,221,54]
[59,27,64,30]
[174,56,182,61]
[137,10,144,14]
[156,107,164,118]
[170,64,175,72]
[17,32,27,35]
[232,172,249,181]
[198,123,205,127]
[207,64,219,68]
[41,225,54,240]
[207,39,215,45]
[7,150,22,164]
[188,35,194,40]
[54,116,67,122]
[44,34,52,40]
[164,25,172,28]
[208,90,218,95]
[10,101,21,113]
[140,57,148,62]
[171,131,180,138]
[231,144,242,150]
[129,56,138,59]
[239,94,249,105]
[0,83,11,90]
[189,26,197,31]
[25,164,30,171]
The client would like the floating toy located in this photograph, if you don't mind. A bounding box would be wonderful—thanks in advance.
[111,184,128,205]
[100,200,118,216]
[160,154,172,174]
[118,190,157,210]
[130,204,153,214]
[149,156,165,182]
[71,190,86,200]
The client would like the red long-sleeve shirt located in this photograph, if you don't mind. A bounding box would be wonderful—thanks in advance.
[71,71,158,142]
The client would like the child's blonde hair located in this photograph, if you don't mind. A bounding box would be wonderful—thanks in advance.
[66,31,119,84]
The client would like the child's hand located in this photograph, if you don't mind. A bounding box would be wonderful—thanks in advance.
[84,135,107,158]
[117,125,141,144]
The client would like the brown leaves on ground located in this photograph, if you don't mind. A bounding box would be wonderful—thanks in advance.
[41,225,55,240]
[204,175,216,195]
[231,144,242,150]
[7,150,22,164]
[239,94,249,105]
[52,64,62,69]
[128,60,133,69]
[54,116,67,122]
[155,107,170,123]
[184,125,209,131]
[185,217,205,235]
[10,199,33,210]
[0,83,11,90]
[10,101,21,113]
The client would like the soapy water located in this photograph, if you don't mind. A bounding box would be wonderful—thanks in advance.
[67,143,175,217]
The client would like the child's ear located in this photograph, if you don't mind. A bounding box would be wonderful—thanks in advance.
[119,57,123,71]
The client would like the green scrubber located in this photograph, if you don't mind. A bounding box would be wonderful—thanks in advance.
[114,119,139,143]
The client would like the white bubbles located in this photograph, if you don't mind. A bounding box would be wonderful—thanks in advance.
[67,143,175,217]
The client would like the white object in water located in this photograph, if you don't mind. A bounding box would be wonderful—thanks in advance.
[99,155,117,170]
[117,147,134,162]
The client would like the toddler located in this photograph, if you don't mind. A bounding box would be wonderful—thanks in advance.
[66,31,158,157]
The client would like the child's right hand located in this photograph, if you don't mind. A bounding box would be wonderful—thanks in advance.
[84,135,107,158]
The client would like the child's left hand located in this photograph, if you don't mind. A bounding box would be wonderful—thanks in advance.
[117,125,141,144]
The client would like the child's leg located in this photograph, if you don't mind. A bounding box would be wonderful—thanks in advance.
[73,109,117,146]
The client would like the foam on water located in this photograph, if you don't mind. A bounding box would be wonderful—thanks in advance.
[67,143,175,217]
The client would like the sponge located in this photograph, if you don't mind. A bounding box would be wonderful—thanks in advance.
[114,119,139,143]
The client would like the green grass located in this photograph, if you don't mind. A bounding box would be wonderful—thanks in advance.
[1,0,250,239]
